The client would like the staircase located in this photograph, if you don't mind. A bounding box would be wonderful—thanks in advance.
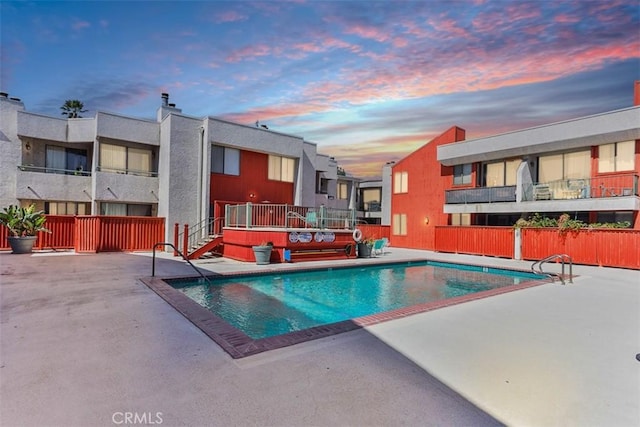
[188,234,224,260]
[177,217,225,260]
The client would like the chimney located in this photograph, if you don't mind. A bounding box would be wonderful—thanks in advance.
[161,93,169,106]
[634,81,640,106]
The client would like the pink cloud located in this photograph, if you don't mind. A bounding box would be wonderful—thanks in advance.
[224,33,639,130]
[504,3,541,22]
[72,20,90,31]
[225,44,272,63]
[214,10,247,23]
[345,23,390,43]
[428,17,470,40]
[554,14,580,24]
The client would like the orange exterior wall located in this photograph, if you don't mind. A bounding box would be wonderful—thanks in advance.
[391,126,466,250]
[210,150,294,204]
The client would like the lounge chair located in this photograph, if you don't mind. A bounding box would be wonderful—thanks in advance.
[372,239,386,256]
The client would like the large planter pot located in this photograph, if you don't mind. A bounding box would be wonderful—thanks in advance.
[252,245,273,265]
[357,242,371,258]
[7,236,37,254]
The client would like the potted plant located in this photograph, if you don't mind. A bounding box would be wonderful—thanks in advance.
[252,241,273,265]
[356,236,375,258]
[0,204,50,254]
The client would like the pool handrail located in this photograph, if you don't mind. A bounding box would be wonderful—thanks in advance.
[152,242,211,284]
[531,253,573,284]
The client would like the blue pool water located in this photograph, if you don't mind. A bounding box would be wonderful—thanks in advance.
[170,261,544,339]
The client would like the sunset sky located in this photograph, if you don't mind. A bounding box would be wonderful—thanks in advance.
[2,0,638,178]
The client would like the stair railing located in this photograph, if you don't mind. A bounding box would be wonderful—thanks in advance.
[152,242,211,284]
[177,217,224,254]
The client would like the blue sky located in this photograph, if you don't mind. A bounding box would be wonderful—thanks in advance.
[2,0,639,177]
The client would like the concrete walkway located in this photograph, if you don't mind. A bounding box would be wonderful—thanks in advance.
[0,248,638,426]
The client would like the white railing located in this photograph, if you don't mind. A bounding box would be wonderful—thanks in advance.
[225,203,356,229]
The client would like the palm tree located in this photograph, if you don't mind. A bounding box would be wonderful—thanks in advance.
[60,100,87,118]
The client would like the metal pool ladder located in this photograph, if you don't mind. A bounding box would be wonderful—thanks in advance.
[531,253,573,285]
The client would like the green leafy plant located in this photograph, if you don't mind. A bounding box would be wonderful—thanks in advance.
[360,235,376,246]
[514,213,631,232]
[0,204,50,237]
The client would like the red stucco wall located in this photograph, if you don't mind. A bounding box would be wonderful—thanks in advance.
[210,150,294,205]
[391,126,466,250]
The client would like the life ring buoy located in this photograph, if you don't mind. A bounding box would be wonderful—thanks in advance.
[352,228,363,242]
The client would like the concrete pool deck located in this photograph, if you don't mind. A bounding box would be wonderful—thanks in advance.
[1,248,638,426]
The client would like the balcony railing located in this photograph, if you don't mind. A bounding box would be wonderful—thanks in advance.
[96,166,158,177]
[524,174,638,201]
[445,174,639,204]
[225,203,356,229]
[445,185,516,204]
[18,165,91,176]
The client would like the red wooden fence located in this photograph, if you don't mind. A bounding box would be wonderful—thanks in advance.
[521,228,640,269]
[1,215,165,253]
[355,224,391,241]
[36,215,75,249]
[435,226,514,258]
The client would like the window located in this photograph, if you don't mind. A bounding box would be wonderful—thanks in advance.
[483,159,521,187]
[318,177,329,194]
[100,143,153,176]
[539,150,590,182]
[361,188,381,211]
[392,213,407,235]
[598,141,634,173]
[338,182,348,200]
[211,145,240,175]
[127,147,152,176]
[100,203,152,216]
[44,201,89,215]
[451,213,471,226]
[46,145,88,175]
[453,164,472,185]
[268,155,295,182]
[393,171,408,193]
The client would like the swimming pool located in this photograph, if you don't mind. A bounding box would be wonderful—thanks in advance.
[149,260,549,357]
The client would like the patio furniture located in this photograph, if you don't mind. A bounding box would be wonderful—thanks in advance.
[372,239,386,256]
[533,184,552,200]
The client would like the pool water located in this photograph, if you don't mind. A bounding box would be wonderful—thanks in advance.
[170,261,544,339]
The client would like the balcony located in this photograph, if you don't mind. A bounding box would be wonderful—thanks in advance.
[18,165,91,176]
[16,166,92,201]
[524,174,638,201]
[444,174,639,215]
[445,186,516,204]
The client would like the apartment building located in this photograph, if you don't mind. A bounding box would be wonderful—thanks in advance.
[0,93,357,243]
[391,83,640,250]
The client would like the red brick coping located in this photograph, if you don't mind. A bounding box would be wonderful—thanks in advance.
[140,261,554,359]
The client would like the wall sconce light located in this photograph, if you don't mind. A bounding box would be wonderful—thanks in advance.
[249,193,256,199]
[25,142,31,151]
[424,217,430,225]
